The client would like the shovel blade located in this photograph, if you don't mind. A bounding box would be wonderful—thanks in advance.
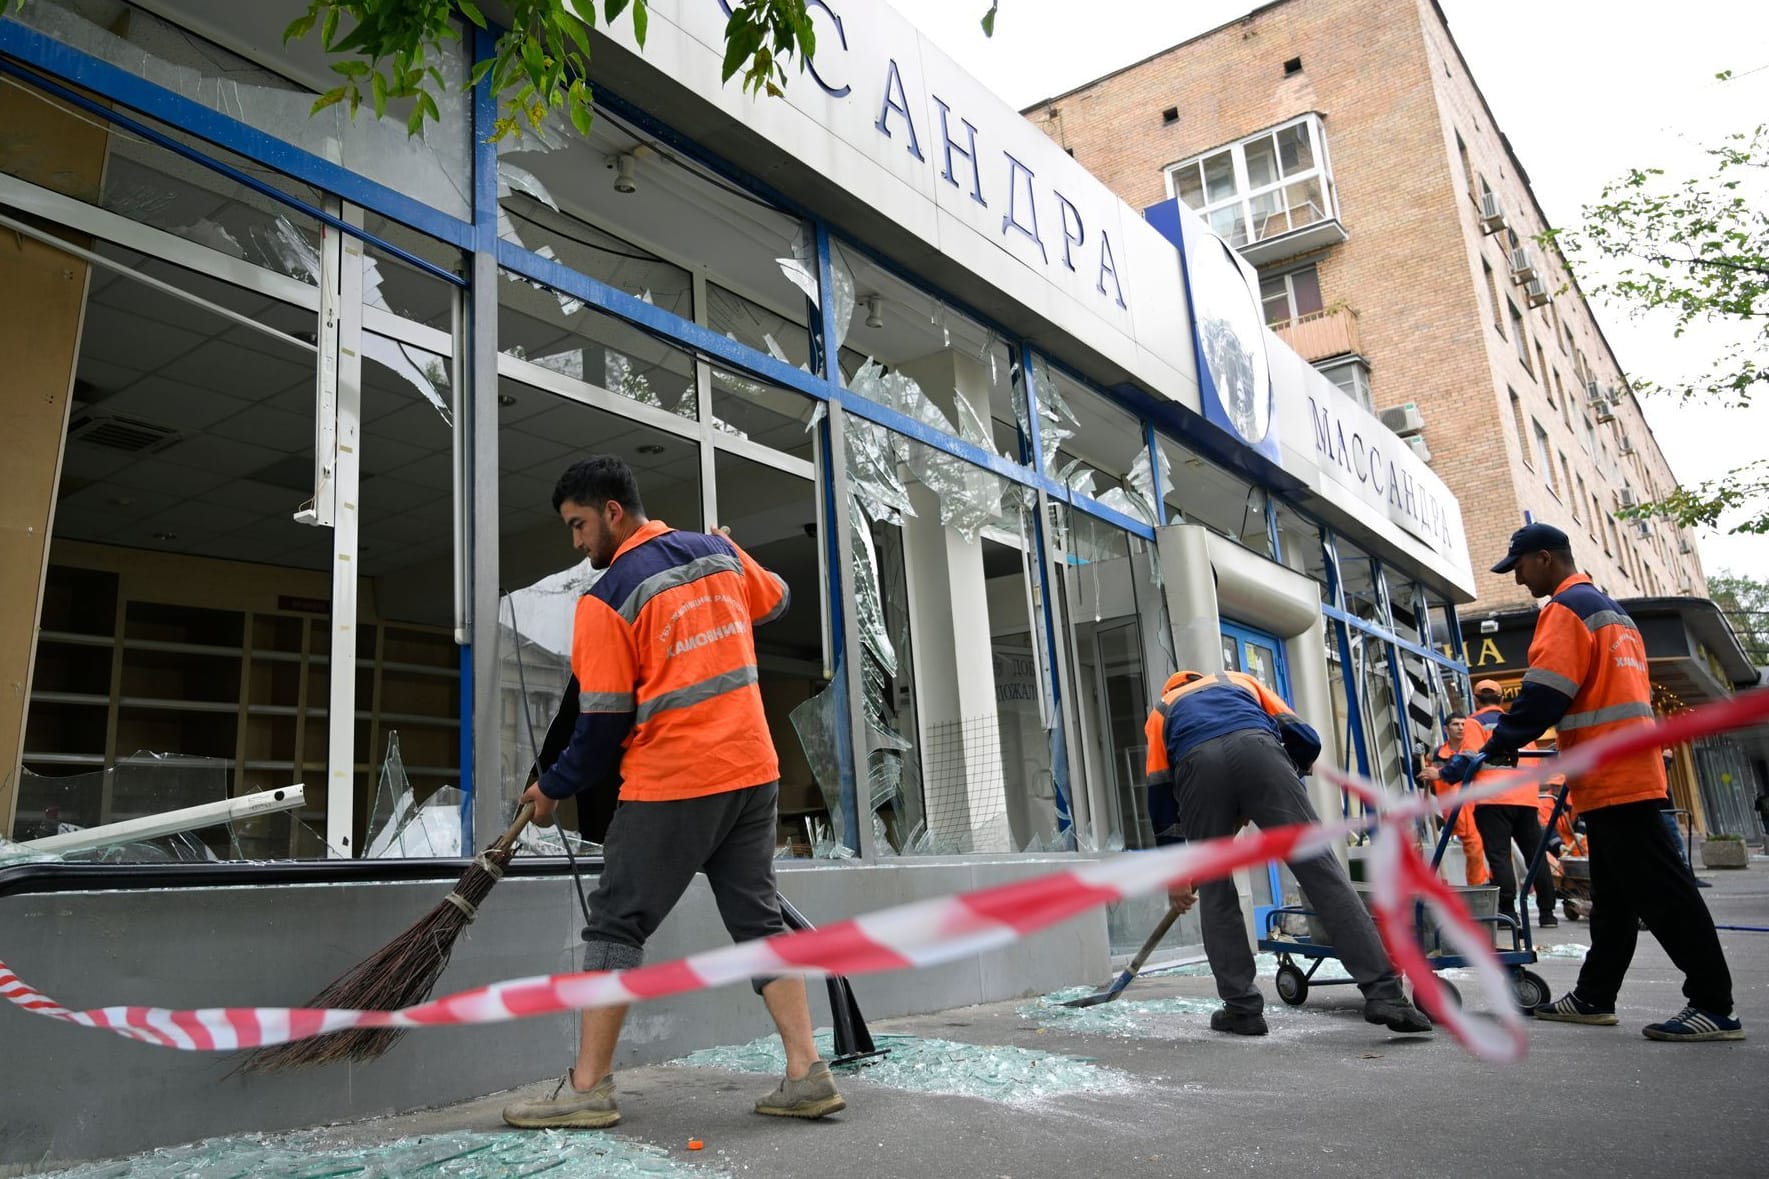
[1060,974,1130,1008]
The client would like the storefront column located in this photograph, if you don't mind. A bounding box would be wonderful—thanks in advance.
[0,82,108,833]
[899,350,1011,853]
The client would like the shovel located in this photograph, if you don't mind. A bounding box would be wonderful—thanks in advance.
[1062,897,1186,1008]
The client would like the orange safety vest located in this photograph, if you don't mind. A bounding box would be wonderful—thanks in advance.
[1143,669,1311,787]
[569,519,788,802]
[1459,704,1539,808]
[1518,573,1666,811]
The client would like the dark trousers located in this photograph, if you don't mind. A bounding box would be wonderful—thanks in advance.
[1474,804,1556,921]
[1171,728,1402,1013]
[582,781,785,988]
[1577,799,1733,1014]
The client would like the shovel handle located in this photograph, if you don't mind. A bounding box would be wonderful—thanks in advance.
[1123,899,1185,976]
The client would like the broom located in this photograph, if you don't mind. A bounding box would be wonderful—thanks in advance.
[240,802,534,1072]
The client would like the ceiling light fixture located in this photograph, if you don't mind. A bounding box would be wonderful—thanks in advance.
[636,443,666,455]
[497,392,517,407]
[864,295,885,330]
[611,152,638,194]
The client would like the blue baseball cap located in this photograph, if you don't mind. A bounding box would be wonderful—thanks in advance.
[1491,523,1572,574]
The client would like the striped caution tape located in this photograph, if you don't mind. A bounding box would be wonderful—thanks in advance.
[5,689,1767,1062]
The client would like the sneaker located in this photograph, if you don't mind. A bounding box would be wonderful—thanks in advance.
[1530,992,1618,1025]
[502,1071,620,1129]
[1642,1006,1745,1042]
[754,1060,846,1118]
[1364,996,1433,1033]
[1537,914,1559,928]
[1209,1007,1269,1036]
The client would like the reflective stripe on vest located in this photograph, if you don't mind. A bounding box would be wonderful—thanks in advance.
[1522,667,1581,697]
[1556,700,1656,732]
[635,664,759,725]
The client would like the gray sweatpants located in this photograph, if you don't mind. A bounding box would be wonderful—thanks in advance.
[1172,729,1402,1013]
[581,781,785,988]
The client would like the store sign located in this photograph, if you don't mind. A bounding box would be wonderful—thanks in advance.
[1145,198,1278,461]
[1307,384,1463,561]
[685,1,1135,319]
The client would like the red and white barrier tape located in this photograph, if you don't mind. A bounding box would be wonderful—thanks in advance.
[5,689,1767,1063]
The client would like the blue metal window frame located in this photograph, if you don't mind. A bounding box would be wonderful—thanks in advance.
[0,14,476,263]
[10,7,1481,862]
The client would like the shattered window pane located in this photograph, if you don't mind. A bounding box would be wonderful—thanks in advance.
[494,171,692,324]
[840,432,1065,856]
[1034,354,1153,521]
[832,242,1022,458]
[13,0,472,219]
[364,732,463,857]
[498,269,697,418]
[8,753,322,861]
[0,73,330,289]
[1157,435,1274,556]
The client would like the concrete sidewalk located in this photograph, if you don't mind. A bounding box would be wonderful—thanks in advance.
[36,869,1764,1177]
[275,868,1768,1179]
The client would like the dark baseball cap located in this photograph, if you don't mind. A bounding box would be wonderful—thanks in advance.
[1491,522,1572,574]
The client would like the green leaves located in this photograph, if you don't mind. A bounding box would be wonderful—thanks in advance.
[257,0,899,144]
[720,1,815,98]
[982,2,999,36]
[1566,122,1769,534]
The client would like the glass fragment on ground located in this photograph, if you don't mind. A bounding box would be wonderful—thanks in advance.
[672,1029,1131,1103]
[39,1127,717,1178]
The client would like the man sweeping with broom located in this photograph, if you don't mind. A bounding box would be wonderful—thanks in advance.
[501,455,845,1129]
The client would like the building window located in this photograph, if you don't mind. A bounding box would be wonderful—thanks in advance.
[1509,389,1531,469]
[1317,356,1374,411]
[1575,474,1587,524]
[1168,115,1335,248]
[1534,420,1555,494]
[1510,303,1530,370]
[1260,264,1324,325]
[1537,342,1551,391]
[1560,452,1574,507]
[1456,132,1474,200]
[1484,261,1504,337]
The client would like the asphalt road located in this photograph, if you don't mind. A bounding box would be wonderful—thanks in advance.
[305,863,1769,1179]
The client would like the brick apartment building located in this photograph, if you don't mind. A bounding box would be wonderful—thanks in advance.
[1022,0,1769,835]
[1023,0,1703,615]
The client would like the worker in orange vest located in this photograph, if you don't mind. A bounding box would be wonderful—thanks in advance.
[1460,680,1559,928]
[1145,670,1432,1038]
[1442,524,1741,1041]
[1420,713,1492,886]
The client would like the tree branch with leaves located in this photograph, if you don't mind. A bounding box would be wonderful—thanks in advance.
[1551,113,1769,535]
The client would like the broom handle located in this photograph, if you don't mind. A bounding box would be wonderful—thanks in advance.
[492,802,536,854]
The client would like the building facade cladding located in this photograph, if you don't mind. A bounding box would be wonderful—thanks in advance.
[1024,0,1707,614]
[0,0,1476,873]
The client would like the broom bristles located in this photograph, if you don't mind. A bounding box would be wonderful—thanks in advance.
[240,846,517,1073]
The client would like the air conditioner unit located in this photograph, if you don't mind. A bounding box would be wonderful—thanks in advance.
[1678,537,1693,555]
[1594,403,1617,424]
[1379,402,1426,436]
[1405,433,1432,462]
[1509,247,1538,285]
[1618,437,1636,456]
[1679,574,1695,593]
[1524,276,1551,308]
[1479,190,1506,234]
[1608,386,1626,406]
[1618,488,1638,509]
[1585,378,1602,400]
[1635,520,1652,539]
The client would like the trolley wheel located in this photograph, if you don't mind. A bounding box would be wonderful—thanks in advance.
[1512,969,1550,1010]
[1275,962,1309,1006]
[1563,899,1583,922]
